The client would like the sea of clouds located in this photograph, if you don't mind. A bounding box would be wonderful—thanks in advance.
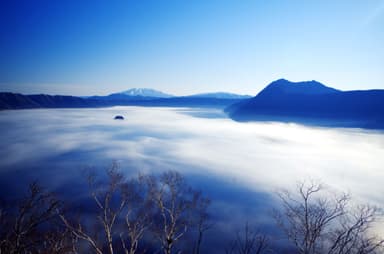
[1,106,383,238]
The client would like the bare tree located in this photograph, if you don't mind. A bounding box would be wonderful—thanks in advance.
[327,205,384,254]
[40,226,77,254]
[1,168,212,254]
[274,180,384,254]
[0,182,70,254]
[60,162,128,254]
[60,164,159,254]
[147,171,210,254]
[59,213,104,254]
[192,194,213,254]
[120,174,154,254]
[225,222,269,254]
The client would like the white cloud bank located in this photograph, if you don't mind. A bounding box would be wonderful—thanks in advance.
[0,106,383,208]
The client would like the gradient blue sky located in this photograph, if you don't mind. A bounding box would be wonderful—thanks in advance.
[0,0,383,96]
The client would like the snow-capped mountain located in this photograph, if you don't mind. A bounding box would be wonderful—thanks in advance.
[116,88,174,98]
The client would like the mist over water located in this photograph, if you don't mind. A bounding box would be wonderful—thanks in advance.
[1,106,384,246]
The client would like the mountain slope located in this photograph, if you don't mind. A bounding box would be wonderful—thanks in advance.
[257,79,340,96]
[227,79,384,129]
[0,93,94,109]
[0,93,40,109]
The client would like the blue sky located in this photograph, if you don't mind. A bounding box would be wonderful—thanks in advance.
[0,0,383,96]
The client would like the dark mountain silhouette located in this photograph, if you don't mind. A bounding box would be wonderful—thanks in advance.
[0,93,95,109]
[226,79,384,129]
[256,79,340,96]
[0,92,245,110]
[0,93,40,109]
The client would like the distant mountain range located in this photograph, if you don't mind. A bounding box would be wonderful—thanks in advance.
[87,89,251,101]
[1,81,384,129]
[226,79,384,129]
[0,89,250,110]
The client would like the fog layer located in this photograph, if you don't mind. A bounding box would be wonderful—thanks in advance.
[0,107,383,204]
